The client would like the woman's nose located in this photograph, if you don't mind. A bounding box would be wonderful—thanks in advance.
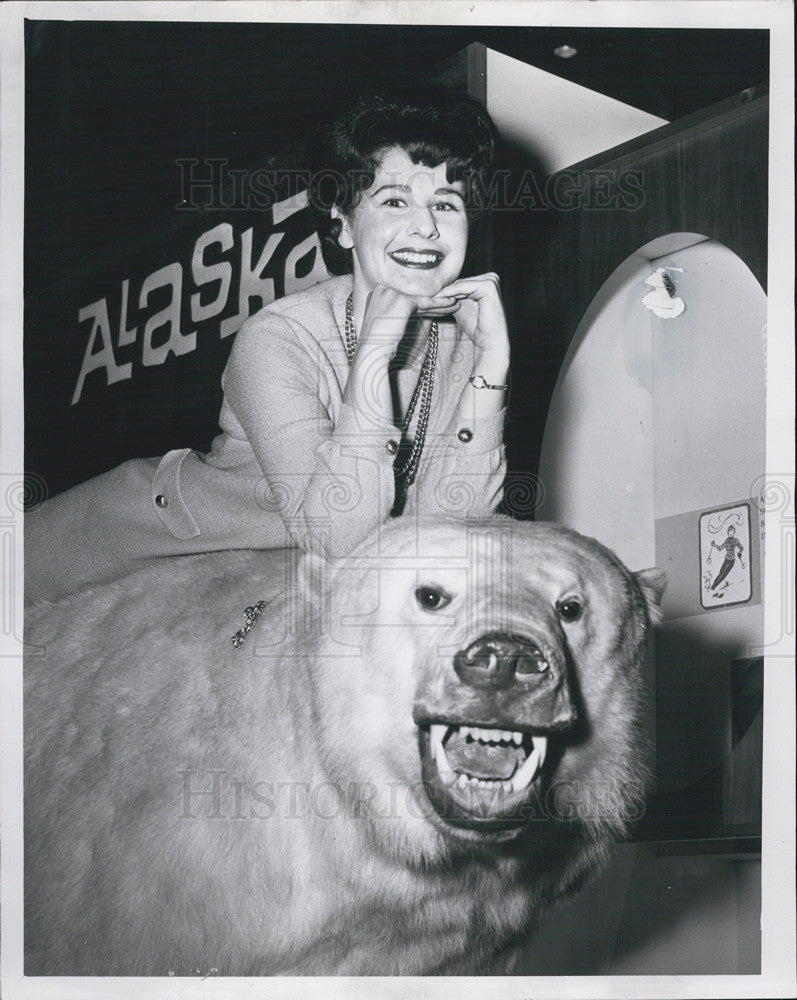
[407,206,439,240]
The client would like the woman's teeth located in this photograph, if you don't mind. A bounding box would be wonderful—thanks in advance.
[389,250,443,268]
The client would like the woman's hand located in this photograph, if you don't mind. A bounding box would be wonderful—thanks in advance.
[437,273,510,362]
[437,273,511,421]
[343,285,458,424]
[356,285,460,360]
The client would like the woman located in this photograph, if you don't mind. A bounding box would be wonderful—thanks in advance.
[25,93,509,601]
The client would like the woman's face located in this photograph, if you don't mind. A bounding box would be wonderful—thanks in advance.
[334,145,469,297]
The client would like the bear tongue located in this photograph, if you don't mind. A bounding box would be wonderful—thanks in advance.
[444,731,526,780]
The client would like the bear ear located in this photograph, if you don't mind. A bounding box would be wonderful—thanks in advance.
[634,568,667,626]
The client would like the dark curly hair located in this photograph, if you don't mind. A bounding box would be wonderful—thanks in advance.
[306,93,498,275]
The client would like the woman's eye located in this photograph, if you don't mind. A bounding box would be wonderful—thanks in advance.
[415,587,452,612]
[556,598,583,623]
[433,201,457,212]
[383,197,407,208]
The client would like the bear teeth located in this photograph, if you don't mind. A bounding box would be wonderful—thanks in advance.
[428,724,547,792]
[509,737,547,793]
[430,724,457,786]
[461,725,524,744]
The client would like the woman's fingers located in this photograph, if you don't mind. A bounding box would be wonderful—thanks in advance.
[411,297,461,316]
[437,272,502,300]
[363,289,459,327]
[368,287,459,312]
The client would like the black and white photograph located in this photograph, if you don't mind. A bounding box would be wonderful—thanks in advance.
[0,1,794,997]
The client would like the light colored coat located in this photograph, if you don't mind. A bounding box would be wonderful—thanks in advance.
[26,275,506,601]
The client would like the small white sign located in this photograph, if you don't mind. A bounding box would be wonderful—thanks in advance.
[699,503,752,609]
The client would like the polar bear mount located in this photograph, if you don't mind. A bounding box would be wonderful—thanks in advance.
[25,516,665,976]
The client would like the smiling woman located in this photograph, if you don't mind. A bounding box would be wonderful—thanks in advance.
[25,93,510,602]
[334,149,469,294]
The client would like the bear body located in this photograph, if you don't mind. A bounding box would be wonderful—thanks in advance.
[24,517,664,976]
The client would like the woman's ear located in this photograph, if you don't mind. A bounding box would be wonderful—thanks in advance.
[330,206,354,249]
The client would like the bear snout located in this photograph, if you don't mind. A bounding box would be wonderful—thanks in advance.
[414,628,577,737]
[454,632,551,690]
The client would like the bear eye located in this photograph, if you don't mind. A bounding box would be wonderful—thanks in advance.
[415,586,452,612]
[557,598,583,623]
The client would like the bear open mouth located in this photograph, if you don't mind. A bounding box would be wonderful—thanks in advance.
[418,723,548,834]
[432,724,547,791]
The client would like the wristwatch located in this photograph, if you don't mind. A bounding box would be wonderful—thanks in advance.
[468,374,509,391]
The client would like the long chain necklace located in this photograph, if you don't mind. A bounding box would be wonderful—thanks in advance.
[345,292,438,505]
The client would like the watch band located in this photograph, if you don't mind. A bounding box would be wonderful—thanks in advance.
[468,374,509,391]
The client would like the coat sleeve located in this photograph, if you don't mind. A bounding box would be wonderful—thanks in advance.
[221,309,402,558]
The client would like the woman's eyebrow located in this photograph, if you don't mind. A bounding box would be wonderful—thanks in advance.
[371,183,411,196]
[371,183,465,199]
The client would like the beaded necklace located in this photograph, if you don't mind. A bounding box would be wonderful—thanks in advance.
[345,292,437,509]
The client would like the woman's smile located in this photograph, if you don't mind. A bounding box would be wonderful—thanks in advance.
[388,247,446,269]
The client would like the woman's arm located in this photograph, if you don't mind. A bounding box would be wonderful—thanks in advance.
[412,273,509,517]
[222,278,509,555]
[222,309,402,559]
[443,272,511,417]
[341,285,458,427]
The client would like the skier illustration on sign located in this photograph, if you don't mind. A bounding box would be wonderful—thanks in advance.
[707,524,746,597]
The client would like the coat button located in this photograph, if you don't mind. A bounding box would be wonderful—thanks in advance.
[154,494,169,508]
[457,428,473,443]
[386,439,399,455]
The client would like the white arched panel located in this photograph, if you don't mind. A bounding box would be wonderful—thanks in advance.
[538,235,766,571]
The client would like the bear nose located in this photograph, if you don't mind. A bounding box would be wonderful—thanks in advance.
[453,633,551,690]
